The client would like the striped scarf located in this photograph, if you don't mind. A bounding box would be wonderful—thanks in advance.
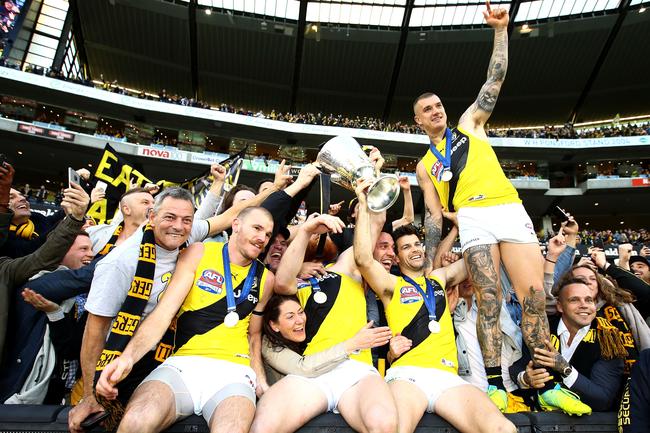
[93,224,176,429]
[9,219,39,240]
[97,223,124,256]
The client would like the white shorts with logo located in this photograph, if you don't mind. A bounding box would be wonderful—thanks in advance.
[457,203,538,253]
[140,356,257,423]
[288,359,379,413]
[385,366,468,413]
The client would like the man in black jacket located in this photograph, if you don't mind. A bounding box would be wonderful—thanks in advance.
[511,277,625,413]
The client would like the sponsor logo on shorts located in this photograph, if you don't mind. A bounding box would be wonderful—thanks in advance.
[461,238,480,248]
[399,286,422,304]
[441,358,456,368]
[245,374,255,389]
[196,269,224,294]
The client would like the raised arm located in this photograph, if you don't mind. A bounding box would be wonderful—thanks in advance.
[353,178,396,304]
[458,1,509,132]
[275,214,345,294]
[392,176,414,230]
[205,160,293,236]
[416,162,443,274]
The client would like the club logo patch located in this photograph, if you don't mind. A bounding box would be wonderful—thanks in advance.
[399,286,422,304]
[196,269,224,294]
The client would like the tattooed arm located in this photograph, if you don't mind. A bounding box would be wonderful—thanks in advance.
[416,162,443,275]
[458,4,509,133]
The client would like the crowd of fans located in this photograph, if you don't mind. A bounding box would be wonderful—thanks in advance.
[3,61,649,140]
[1,145,650,432]
[488,122,650,139]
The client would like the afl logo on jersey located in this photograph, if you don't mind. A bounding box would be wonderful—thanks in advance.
[399,286,422,304]
[196,269,224,294]
[430,161,444,180]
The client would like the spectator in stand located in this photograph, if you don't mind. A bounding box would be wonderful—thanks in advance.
[1,162,90,363]
[629,256,650,285]
[0,232,95,404]
[625,349,650,433]
[511,276,625,413]
[589,249,650,320]
[260,294,391,385]
[1,182,69,258]
[35,185,47,203]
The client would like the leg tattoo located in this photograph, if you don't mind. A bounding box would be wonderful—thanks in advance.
[521,285,551,363]
[465,245,502,368]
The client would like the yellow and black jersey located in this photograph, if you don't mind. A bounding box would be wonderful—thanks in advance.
[385,274,457,373]
[421,127,520,212]
[296,271,371,365]
[173,242,267,365]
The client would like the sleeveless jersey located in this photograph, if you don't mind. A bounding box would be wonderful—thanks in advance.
[385,274,457,373]
[421,127,520,212]
[173,242,267,365]
[296,271,371,365]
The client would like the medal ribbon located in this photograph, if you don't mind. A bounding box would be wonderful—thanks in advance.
[222,243,258,313]
[402,274,437,322]
[428,128,453,170]
[308,277,324,297]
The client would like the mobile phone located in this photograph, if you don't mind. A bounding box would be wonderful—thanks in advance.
[0,153,7,168]
[80,411,109,429]
[95,180,108,192]
[552,206,570,222]
[68,167,81,188]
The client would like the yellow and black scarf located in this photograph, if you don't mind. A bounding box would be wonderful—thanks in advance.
[93,224,176,429]
[9,219,39,240]
[97,223,124,256]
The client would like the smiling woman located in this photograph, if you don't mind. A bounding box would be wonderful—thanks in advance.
[261,294,390,385]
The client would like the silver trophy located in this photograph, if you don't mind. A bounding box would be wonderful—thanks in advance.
[316,136,400,212]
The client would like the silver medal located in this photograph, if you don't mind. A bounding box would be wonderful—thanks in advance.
[441,169,453,182]
[313,291,327,304]
[224,311,240,328]
[428,320,441,334]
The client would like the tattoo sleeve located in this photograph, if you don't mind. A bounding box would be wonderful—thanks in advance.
[423,208,442,272]
[465,245,502,368]
[459,27,508,124]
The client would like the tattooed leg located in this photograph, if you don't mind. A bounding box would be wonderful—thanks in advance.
[499,242,550,362]
[464,244,502,369]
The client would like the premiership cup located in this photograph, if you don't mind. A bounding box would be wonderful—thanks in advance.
[316,136,400,212]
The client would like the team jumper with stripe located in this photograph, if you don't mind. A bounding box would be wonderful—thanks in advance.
[421,127,520,212]
[385,274,457,374]
[173,242,267,366]
[296,271,372,365]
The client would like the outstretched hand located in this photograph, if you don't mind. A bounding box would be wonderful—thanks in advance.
[483,1,509,29]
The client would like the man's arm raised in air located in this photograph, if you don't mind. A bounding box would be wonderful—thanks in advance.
[458,1,509,135]
[416,161,442,275]
[274,214,346,295]
[205,160,293,236]
[353,178,396,306]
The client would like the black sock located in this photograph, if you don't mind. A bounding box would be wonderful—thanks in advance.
[486,366,505,390]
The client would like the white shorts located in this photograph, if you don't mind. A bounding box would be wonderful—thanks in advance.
[457,203,537,253]
[140,356,256,423]
[289,359,379,412]
[385,366,468,413]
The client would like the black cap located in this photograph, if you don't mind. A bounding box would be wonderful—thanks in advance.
[629,255,650,268]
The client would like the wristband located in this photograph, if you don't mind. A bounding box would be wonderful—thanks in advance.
[545,258,556,264]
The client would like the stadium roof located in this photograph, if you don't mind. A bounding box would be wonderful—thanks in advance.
[73,0,650,127]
